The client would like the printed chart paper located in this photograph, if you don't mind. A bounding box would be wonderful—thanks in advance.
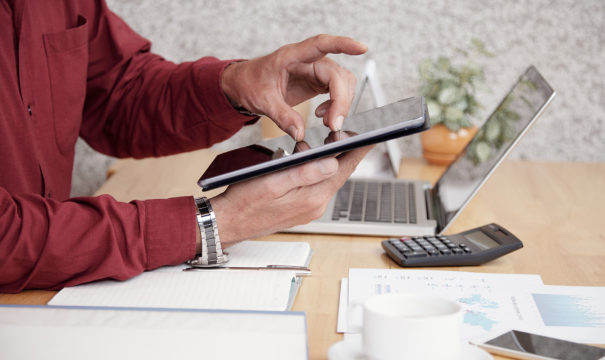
[345,269,605,344]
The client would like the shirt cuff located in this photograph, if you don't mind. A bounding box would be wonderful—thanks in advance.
[143,196,197,270]
[191,58,260,132]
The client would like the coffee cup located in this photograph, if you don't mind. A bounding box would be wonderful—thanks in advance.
[348,293,463,360]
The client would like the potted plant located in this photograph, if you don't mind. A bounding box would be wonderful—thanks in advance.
[418,39,494,165]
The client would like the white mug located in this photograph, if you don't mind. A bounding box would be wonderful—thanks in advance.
[348,293,464,360]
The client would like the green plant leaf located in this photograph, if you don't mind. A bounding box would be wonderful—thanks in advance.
[485,120,501,141]
[438,87,460,105]
[437,57,451,70]
[445,106,464,123]
[452,98,468,112]
[475,141,492,163]
[443,118,461,132]
[459,117,473,128]
[472,38,486,51]
[426,101,442,119]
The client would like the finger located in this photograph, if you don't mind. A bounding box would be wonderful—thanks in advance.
[263,95,306,141]
[285,34,368,64]
[312,58,356,131]
[315,99,332,118]
[257,156,339,197]
[293,141,311,154]
[324,130,355,145]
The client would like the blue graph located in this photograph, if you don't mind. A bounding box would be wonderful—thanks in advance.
[532,293,605,328]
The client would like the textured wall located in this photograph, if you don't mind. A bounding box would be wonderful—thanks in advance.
[71,0,605,196]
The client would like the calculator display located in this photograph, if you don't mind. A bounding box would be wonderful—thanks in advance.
[463,231,500,250]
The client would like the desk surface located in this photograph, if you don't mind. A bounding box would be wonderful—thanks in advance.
[2,149,604,360]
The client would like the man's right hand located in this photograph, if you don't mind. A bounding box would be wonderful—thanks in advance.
[208,144,374,247]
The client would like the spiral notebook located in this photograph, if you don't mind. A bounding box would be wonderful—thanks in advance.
[48,241,313,312]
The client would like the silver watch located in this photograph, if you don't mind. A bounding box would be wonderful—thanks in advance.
[187,197,229,267]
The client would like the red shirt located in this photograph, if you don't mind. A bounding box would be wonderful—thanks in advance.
[0,0,256,293]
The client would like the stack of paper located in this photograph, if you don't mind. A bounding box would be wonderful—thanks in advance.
[49,241,313,312]
[0,305,308,360]
[338,269,605,344]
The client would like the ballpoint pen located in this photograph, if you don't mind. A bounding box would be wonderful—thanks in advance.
[183,265,312,277]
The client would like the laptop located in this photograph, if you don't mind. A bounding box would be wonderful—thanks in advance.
[285,64,556,236]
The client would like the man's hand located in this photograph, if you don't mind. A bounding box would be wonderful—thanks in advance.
[221,34,368,141]
[209,145,374,246]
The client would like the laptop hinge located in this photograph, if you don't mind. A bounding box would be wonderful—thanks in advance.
[424,186,434,221]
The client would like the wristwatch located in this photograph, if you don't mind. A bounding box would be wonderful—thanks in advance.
[187,197,229,267]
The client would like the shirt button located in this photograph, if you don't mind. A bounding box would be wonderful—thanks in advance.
[28,105,32,116]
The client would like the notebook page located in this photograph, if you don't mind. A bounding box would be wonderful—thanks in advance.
[49,270,295,311]
[156,241,311,271]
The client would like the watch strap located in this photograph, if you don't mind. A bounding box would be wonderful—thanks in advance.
[188,197,228,267]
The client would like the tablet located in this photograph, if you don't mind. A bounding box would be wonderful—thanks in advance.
[198,96,430,191]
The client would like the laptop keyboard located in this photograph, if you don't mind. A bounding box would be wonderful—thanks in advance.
[331,180,417,224]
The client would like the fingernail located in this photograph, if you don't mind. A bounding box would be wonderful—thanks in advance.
[356,41,367,47]
[317,157,338,175]
[334,115,344,131]
[289,126,299,141]
[317,108,327,117]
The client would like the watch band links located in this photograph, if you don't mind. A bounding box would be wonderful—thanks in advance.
[187,197,229,267]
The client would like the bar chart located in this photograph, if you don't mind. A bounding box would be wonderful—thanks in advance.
[532,293,605,328]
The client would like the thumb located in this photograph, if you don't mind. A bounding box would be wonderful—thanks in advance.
[262,157,339,197]
[264,97,306,141]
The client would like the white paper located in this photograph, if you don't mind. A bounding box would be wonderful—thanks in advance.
[0,306,307,360]
[341,269,544,335]
[336,278,350,333]
[49,270,296,311]
[345,269,605,344]
[49,241,311,311]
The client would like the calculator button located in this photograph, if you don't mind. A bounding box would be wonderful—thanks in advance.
[423,235,432,239]
[463,247,472,254]
[459,243,466,247]
[388,239,400,244]
[404,251,427,258]
[400,248,412,253]
[400,237,411,241]
[452,248,463,255]
[423,245,435,250]
[442,239,452,244]
[428,249,440,256]
[447,243,458,249]
[440,249,452,255]
[410,246,423,252]
[412,236,422,240]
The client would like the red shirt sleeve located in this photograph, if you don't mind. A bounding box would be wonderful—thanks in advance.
[0,188,196,293]
[80,3,257,158]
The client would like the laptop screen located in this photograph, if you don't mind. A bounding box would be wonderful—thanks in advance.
[432,66,555,232]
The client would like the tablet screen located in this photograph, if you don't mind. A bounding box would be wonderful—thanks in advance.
[200,97,425,185]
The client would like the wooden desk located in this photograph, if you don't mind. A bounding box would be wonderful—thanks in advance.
[2,149,604,360]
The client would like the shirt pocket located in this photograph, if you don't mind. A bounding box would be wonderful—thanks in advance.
[43,15,88,155]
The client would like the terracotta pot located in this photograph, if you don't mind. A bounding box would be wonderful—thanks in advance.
[420,124,478,166]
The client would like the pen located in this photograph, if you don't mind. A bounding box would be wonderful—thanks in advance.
[183,265,312,277]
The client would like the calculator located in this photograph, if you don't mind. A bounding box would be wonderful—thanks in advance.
[382,223,523,267]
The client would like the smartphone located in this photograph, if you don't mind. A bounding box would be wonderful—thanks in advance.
[471,328,605,360]
[197,96,430,191]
